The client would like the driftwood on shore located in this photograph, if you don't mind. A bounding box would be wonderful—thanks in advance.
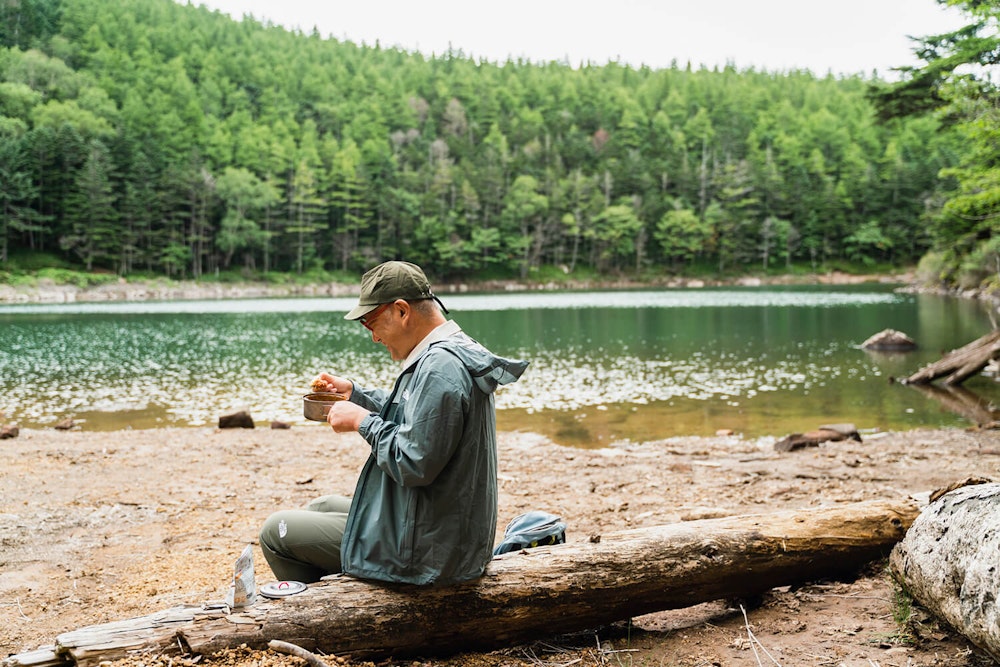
[903,329,1000,386]
[890,482,1000,662]
[4,499,919,667]
[774,423,861,452]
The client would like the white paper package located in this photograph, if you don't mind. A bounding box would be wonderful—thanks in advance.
[225,544,257,608]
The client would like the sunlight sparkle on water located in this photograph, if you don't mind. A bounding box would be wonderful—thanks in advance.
[3,286,997,439]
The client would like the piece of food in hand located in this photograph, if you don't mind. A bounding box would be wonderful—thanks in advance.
[310,377,330,392]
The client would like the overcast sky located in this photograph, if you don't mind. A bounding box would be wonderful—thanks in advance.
[193,0,967,79]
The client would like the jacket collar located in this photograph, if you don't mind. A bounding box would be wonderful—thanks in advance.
[400,320,462,370]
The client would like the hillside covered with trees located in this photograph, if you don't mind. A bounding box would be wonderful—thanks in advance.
[0,0,993,288]
[871,0,999,294]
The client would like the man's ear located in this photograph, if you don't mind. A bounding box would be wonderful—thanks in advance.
[395,299,410,320]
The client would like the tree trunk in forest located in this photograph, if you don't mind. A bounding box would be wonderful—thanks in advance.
[5,499,918,667]
[902,329,1000,386]
[890,482,1000,662]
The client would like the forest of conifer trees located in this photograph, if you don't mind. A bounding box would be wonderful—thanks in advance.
[0,0,996,288]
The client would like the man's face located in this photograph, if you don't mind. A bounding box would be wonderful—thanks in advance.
[360,300,413,362]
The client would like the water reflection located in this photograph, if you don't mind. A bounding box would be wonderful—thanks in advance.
[902,382,999,426]
[1,286,997,445]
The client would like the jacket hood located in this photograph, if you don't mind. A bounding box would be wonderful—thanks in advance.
[430,336,528,394]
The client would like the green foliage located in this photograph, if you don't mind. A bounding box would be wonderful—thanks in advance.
[654,203,709,267]
[868,1,1000,123]
[844,220,894,266]
[886,574,917,646]
[869,0,999,292]
[3,250,73,272]
[0,0,975,284]
[0,0,62,50]
[957,235,1000,289]
[34,266,119,287]
[593,203,643,272]
[915,249,949,285]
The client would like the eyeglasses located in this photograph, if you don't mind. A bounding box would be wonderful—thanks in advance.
[359,303,392,331]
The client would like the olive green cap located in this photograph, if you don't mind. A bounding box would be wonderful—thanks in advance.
[344,261,448,320]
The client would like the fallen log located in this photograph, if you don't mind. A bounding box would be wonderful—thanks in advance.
[903,329,1000,386]
[5,499,918,667]
[890,482,1000,662]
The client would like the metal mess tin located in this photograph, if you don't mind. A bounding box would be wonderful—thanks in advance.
[303,392,347,421]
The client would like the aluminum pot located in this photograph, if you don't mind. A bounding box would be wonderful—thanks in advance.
[303,392,347,421]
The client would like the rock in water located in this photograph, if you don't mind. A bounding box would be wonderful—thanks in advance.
[861,328,917,351]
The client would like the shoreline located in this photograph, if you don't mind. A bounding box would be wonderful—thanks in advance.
[0,422,981,450]
[2,270,997,315]
[0,269,923,305]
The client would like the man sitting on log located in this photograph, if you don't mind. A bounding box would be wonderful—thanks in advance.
[259,261,528,585]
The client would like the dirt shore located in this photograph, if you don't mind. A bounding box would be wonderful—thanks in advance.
[0,271,918,305]
[2,425,999,666]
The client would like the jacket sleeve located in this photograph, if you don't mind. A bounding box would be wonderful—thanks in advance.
[359,353,469,487]
[350,381,388,413]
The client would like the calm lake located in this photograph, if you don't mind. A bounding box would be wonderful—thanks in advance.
[1,285,998,446]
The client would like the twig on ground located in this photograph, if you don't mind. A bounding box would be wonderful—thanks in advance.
[589,632,637,667]
[740,604,782,667]
[594,634,606,666]
[805,593,888,601]
[268,640,333,667]
[16,597,30,621]
[518,642,586,667]
[803,653,839,666]
[519,645,543,666]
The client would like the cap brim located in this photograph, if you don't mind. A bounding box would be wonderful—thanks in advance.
[344,302,381,321]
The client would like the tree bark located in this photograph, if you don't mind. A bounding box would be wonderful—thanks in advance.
[6,499,918,667]
[903,329,1000,386]
[890,482,1000,662]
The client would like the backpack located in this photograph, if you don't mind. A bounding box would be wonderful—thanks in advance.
[493,511,567,556]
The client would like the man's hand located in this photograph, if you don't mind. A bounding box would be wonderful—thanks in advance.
[326,400,372,433]
[310,372,353,397]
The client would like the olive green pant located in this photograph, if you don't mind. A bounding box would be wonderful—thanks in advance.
[258,494,351,583]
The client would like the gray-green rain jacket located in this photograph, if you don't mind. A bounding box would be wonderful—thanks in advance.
[341,332,528,585]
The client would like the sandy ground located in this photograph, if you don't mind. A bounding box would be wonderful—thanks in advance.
[2,424,1000,666]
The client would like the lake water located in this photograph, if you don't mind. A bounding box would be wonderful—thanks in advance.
[1,285,997,446]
